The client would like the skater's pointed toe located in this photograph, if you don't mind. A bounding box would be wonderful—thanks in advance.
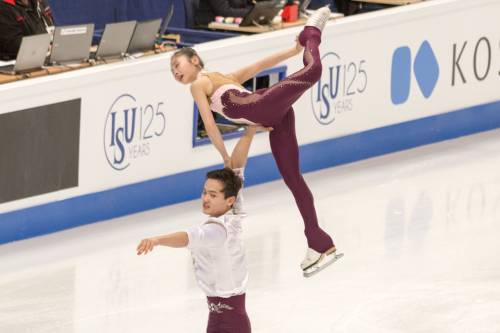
[305,6,331,31]
[298,6,331,46]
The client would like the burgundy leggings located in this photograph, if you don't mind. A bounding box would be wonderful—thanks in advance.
[222,27,334,253]
[206,294,251,333]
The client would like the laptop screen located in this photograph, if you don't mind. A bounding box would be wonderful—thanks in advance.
[50,24,94,64]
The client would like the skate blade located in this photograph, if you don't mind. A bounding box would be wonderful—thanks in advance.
[303,252,344,278]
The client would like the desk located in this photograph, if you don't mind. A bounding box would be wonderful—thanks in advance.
[0,47,174,86]
[0,63,92,85]
[208,18,307,33]
[208,13,344,33]
[352,0,421,5]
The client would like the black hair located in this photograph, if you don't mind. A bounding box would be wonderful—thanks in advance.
[171,47,205,68]
[206,168,242,199]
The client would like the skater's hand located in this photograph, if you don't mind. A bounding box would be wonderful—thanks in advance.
[136,238,159,255]
[294,36,303,55]
[249,125,273,133]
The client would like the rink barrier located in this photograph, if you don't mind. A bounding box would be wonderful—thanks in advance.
[1,99,499,244]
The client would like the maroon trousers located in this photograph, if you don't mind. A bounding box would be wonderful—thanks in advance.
[221,27,334,253]
[206,293,251,333]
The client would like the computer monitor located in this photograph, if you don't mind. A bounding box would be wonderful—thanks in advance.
[239,1,283,27]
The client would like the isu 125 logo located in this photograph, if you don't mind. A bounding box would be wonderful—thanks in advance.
[311,52,368,125]
[104,94,166,170]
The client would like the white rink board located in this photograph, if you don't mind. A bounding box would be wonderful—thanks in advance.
[0,0,499,239]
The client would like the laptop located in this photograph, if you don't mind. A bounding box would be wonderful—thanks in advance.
[300,0,312,14]
[239,1,283,27]
[94,20,137,60]
[127,19,162,54]
[159,3,175,36]
[49,23,94,65]
[0,34,51,75]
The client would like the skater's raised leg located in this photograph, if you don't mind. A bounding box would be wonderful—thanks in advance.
[221,6,332,126]
[269,109,335,255]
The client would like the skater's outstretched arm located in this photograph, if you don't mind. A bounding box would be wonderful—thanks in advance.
[230,125,271,169]
[191,78,231,166]
[136,223,227,255]
[228,125,270,215]
[230,126,256,169]
[229,38,303,84]
[136,231,189,255]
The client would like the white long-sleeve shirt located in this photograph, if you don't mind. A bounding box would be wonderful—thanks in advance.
[186,169,248,298]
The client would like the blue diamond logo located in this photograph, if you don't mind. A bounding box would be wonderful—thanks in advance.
[413,41,439,99]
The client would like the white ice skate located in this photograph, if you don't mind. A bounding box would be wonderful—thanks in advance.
[301,246,343,278]
[305,6,332,32]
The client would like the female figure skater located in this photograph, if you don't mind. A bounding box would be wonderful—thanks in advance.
[170,7,341,276]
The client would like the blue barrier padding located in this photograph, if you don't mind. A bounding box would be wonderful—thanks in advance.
[49,0,179,30]
[1,100,500,244]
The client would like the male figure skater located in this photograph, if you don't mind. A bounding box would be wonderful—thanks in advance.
[136,125,267,332]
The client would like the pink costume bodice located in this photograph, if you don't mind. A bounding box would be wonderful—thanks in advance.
[203,72,257,126]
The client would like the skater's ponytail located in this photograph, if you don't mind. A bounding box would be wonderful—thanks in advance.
[171,47,205,69]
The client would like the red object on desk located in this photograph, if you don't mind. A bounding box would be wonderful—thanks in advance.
[281,4,298,22]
